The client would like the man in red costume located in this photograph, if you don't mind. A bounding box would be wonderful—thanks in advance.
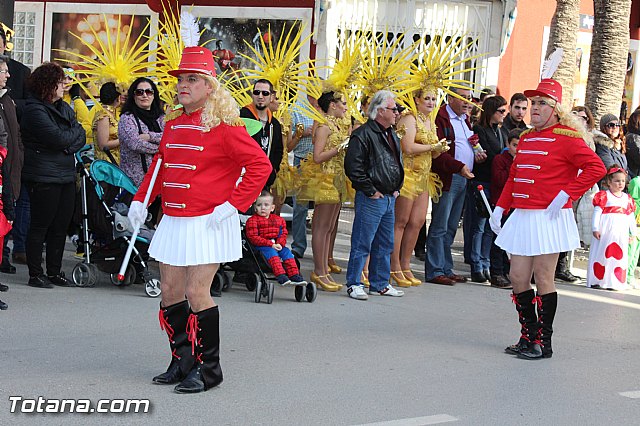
[129,46,271,393]
[490,79,605,360]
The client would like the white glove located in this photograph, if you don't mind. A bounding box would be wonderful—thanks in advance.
[128,201,148,229]
[489,206,505,235]
[545,190,570,220]
[206,201,237,229]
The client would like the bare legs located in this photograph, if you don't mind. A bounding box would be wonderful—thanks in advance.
[391,192,429,281]
[509,253,559,295]
[311,202,341,285]
[160,263,219,311]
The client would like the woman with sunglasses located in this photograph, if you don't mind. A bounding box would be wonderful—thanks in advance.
[594,113,628,188]
[466,95,510,286]
[118,77,165,187]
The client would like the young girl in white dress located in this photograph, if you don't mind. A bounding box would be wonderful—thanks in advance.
[587,166,636,290]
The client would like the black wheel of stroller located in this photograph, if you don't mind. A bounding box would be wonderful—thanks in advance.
[145,278,161,298]
[306,282,317,303]
[266,281,275,304]
[110,265,135,286]
[254,274,263,303]
[72,262,98,287]
[294,284,306,302]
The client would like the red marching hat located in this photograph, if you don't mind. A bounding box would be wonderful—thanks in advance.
[168,46,216,78]
[524,78,562,104]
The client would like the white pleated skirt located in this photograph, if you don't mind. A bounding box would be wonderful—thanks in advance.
[495,208,579,256]
[149,212,242,266]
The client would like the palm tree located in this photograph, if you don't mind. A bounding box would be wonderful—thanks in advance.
[545,0,581,106]
[585,0,632,121]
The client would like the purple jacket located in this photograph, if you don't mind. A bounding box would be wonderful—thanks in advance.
[117,112,165,186]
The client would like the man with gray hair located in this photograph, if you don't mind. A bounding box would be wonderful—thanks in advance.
[344,90,405,300]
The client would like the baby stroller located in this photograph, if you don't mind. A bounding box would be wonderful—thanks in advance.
[215,214,316,304]
[71,146,161,297]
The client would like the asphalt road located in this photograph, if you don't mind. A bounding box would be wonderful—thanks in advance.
[1,232,639,426]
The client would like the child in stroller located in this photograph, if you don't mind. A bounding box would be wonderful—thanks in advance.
[245,191,307,286]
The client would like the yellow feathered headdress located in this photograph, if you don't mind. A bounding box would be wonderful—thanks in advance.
[151,3,207,107]
[398,29,483,115]
[353,30,416,123]
[235,22,314,118]
[54,14,157,98]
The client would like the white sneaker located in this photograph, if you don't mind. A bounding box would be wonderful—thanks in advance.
[371,284,404,297]
[347,285,369,300]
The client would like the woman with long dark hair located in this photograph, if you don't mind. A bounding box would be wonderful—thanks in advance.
[21,62,85,288]
[118,77,165,186]
[466,95,509,285]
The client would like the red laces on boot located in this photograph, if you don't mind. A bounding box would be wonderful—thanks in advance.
[186,313,199,356]
[533,296,542,309]
[158,309,175,340]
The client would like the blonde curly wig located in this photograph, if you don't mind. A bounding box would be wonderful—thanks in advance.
[200,75,241,131]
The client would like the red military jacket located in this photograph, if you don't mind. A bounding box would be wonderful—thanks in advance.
[134,109,272,216]
[497,124,606,211]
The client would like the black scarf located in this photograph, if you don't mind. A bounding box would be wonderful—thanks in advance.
[132,105,162,133]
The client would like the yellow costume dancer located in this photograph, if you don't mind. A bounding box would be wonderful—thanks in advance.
[397,111,444,201]
[391,29,480,287]
[92,104,121,164]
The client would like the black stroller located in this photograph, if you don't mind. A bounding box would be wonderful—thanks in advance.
[71,146,161,297]
[214,214,316,304]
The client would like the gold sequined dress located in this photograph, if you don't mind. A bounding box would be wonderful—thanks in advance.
[398,112,442,201]
[297,116,353,204]
[92,105,120,164]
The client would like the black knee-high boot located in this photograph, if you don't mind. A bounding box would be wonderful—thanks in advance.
[153,300,195,384]
[505,289,537,354]
[518,292,557,359]
[174,306,223,393]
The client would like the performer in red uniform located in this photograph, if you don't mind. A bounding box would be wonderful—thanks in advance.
[129,46,271,393]
[489,79,605,360]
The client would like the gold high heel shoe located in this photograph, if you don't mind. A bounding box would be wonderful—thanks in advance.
[328,258,342,274]
[310,272,340,292]
[402,270,422,286]
[326,274,344,290]
[390,271,412,288]
[361,271,370,288]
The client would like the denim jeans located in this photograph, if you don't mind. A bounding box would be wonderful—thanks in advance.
[346,191,395,292]
[254,246,295,261]
[291,156,309,257]
[425,173,467,279]
[465,181,492,273]
[11,184,30,254]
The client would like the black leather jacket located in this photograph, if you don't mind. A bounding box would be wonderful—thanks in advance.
[345,119,404,196]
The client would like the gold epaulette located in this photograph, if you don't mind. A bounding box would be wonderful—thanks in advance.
[520,128,534,136]
[164,107,183,122]
[553,128,582,138]
[229,118,245,127]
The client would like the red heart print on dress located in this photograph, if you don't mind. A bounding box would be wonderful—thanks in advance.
[604,242,624,260]
[614,267,626,283]
[593,262,605,280]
